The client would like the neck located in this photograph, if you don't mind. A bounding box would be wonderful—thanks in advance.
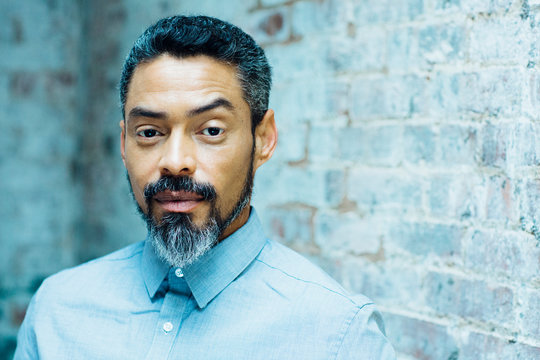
[218,205,251,241]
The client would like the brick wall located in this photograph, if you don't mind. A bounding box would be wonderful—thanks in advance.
[248,0,540,358]
[0,0,84,356]
[1,0,539,359]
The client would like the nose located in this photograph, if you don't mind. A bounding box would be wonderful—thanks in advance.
[158,131,196,176]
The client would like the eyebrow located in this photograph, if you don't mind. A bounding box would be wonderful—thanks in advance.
[187,98,235,117]
[127,98,235,122]
[128,107,167,120]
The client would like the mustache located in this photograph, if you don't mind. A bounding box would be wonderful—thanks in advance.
[143,176,217,202]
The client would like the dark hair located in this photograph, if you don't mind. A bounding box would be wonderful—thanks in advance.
[119,15,272,129]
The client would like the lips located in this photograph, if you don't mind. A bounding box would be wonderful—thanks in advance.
[153,190,204,212]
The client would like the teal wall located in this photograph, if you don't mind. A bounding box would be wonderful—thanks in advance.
[1,0,539,358]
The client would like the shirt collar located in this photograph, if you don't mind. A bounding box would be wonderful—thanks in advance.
[142,234,170,300]
[141,208,267,308]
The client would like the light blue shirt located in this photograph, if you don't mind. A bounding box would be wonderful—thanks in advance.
[15,209,395,359]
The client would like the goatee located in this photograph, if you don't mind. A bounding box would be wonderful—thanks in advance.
[127,161,253,268]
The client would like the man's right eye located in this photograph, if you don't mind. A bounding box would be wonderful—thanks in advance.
[137,129,160,138]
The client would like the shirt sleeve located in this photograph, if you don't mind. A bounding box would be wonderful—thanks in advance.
[13,291,40,360]
[336,303,397,360]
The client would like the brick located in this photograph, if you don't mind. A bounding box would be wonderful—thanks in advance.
[265,40,330,83]
[439,124,478,165]
[291,0,350,37]
[9,71,36,98]
[386,27,418,72]
[353,0,424,25]
[402,125,437,164]
[338,125,403,166]
[519,288,540,338]
[460,332,540,360]
[384,313,459,360]
[314,211,382,256]
[508,122,540,166]
[0,335,16,360]
[520,178,540,241]
[260,0,288,6]
[350,75,425,120]
[424,72,463,116]
[0,73,8,104]
[308,124,341,162]
[6,296,31,329]
[326,30,386,73]
[428,174,483,220]
[461,0,516,15]
[389,222,463,257]
[425,272,515,326]
[525,72,540,118]
[2,243,66,293]
[432,0,461,12]
[481,122,510,167]
[272,123,307,163]
[344,261,424,309]
[428,175,453,218]
[469,16,533,64]
[44,71,78,106]
[5,77,79,163]
[464,230,540,282]
[270,78,348,125]
[347,169,423,214]
[0,1,81,71]
[262,206,314,249]
[253,164,345,208]
[247,8,290,44]
[427,70,524,118]
[167,0,259,31]
[471,69,524,117]
[0,10,17,43]
[484,175,520,223]
[418,24,465,66]
[387,23,466,71]
[2,103,77,161]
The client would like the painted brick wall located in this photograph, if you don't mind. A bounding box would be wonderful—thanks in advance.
[0,0,84,356]
[250,1,540,358]
[1,0,539,359]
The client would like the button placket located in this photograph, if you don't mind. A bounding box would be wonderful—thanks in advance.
[144,276,190,359]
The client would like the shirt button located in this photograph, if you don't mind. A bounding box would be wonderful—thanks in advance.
[175,268,184,278]
[163,322,173,333]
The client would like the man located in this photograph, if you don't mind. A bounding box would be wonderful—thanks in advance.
[15,15,395,359]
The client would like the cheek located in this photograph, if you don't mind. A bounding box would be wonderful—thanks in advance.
[126,167,145,203]
[124,154,153,200]
[206,145,253,197]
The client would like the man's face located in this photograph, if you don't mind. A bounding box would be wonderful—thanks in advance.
[120,54,276,266]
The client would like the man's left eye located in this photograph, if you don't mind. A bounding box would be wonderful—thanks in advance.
[202,127,224,136]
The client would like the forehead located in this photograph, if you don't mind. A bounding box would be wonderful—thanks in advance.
[125,54,246,112]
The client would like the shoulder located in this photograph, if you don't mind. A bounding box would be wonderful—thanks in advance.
[14,242,147,359]
[35,241,144,302]
[249,240,395,358]
[254,239,373,309]
[335,301,396,359]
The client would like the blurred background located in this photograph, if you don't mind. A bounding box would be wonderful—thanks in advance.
[1,0,539,359]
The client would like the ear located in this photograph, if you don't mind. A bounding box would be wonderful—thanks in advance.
[119,120,126,166]
[254,109,277,171]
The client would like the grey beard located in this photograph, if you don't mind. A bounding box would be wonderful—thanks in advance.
[148,212,221,268]
[148,185,252,268]
[143,166,253,268]
[128,146,255,269]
